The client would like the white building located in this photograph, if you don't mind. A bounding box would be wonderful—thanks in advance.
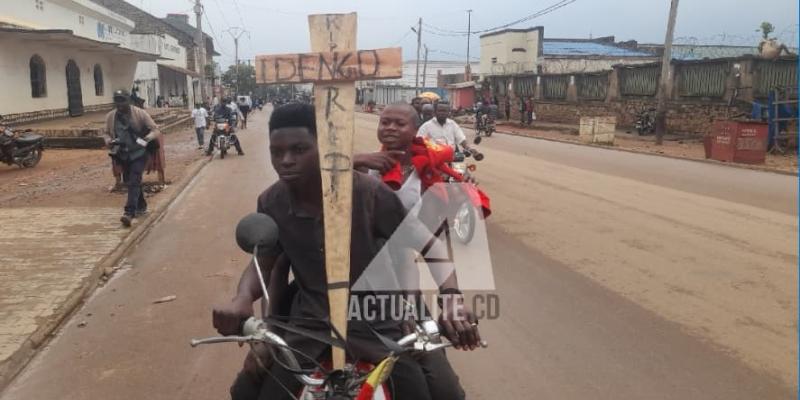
[88,0,202,109]
[0,0,159,123]
[480,27,543,76]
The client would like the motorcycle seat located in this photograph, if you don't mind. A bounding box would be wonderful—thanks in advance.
[15,134,43,145]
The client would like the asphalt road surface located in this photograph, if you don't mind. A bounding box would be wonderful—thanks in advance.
[2,107,795,400]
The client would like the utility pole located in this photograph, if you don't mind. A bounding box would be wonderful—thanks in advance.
[421,45,429,89]
[466,9,472,80]
[655,0,679,145]
[225,27,249,95]
[193,0,207,104]
[413,18,422,95]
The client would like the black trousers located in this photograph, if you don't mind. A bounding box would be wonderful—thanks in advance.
[120,154,148,216]
[207,132,243,154]
[230,353,436,400]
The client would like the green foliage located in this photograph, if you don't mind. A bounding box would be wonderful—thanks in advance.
[221,63,256,95]
[758,22,775,40]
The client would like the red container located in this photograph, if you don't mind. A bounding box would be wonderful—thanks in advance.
[708,121,736,162]
[707,121,768,164]
[732,122,768,164]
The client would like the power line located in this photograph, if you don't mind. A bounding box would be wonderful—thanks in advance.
[212,0,232,29]
[423,0,577,36]
[203,10,232,58]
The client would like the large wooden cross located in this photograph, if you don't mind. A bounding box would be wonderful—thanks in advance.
[255,13,402,369]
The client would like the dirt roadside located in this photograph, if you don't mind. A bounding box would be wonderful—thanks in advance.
[449,115,798,175]
[0,123,206,208]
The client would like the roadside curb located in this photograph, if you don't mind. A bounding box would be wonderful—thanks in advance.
[0,153,212,391]
[495,128,798,177]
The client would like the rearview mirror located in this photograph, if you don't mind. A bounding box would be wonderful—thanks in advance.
[235,213,278,254]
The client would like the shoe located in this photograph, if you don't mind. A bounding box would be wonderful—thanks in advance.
[238,151,245,156]
[120,214,133,227]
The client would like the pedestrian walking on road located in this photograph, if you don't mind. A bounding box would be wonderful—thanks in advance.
[105,89,162,228]
[192,103,209,149]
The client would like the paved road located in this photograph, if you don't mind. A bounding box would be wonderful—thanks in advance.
[2,109,795,399]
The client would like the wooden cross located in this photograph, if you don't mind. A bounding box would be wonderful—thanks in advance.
[255,13,402,369]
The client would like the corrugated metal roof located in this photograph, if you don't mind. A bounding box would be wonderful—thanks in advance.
[543,41,653,57]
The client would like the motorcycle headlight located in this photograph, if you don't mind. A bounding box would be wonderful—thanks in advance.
[452,162,467,175]
[216,123,227,130]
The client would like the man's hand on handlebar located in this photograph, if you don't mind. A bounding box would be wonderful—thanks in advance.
[212,295,254,336]
[438,295,482,351]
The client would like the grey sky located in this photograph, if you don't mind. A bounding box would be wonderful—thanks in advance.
[134,0,799,67]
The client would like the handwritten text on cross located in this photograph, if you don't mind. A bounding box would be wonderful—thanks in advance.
[255,48,402,84]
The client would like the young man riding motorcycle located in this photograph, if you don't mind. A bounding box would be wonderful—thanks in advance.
[417,102,474,154]
[213,103,481,400]
[206,97,245,156]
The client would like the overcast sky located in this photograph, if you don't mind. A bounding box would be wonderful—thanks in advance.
[133,0,799,67]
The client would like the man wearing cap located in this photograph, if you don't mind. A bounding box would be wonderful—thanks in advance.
[105,89,162,228]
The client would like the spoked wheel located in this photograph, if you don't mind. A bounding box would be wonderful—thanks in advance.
[485,128,494,137]
[19,147,42,168]
[220,145,227,159]
[453,202,476,244]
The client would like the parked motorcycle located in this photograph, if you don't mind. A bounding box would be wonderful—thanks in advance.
[191,213,487,399]
[0,126,44,168]
[635,108,656,135]
[213,118,232,159]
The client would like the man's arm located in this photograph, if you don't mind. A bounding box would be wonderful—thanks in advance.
[352,151,405,173]
[212,252,278,336]
[138,109,162,141]
[453,123,470,151]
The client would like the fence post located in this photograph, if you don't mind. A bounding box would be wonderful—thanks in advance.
[567,75,578,102]
[534,75,542,100]
[607,68,619,102]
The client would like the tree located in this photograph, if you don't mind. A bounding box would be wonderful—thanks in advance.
[758,22,775,40]
[221,63,256,95]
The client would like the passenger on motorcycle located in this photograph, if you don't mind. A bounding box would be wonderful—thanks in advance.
[206,97,245,156]
[214,103,470,400]
[417,102,474,154]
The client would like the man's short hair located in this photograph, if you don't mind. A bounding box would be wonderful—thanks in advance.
[386,102,420,128]
[269,103,317,137]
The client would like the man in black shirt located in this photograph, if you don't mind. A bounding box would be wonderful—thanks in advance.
[213,103,438,400]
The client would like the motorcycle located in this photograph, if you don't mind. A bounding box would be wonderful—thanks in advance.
[447,148,485,244]
[0,126,44,168]
[213,118,232,159]
[634,108,656,135]
[473,111,495,145]
[191,213,487,399]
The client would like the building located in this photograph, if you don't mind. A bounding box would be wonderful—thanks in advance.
[480,27,543,76]
[0,0,159,122]
[358,59,479,105]
[480,27,658,77]
[162,13,220,100]
[88,0,208,109]
[541,36,657,74]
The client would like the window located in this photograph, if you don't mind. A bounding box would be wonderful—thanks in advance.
[79,15,85,25]
[29,55,47,98]
[93,64,104,96]
[34,0,44,11]
[511,48,527,53]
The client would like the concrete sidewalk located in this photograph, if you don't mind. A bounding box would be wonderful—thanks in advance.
[0,158,209,389]
[0,207,126,383]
